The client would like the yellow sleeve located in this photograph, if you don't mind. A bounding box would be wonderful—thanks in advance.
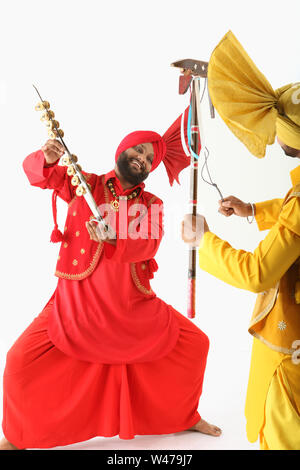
[254,198,284,231]
[198,196,300,293]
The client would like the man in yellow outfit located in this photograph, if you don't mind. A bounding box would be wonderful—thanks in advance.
[182,31,300,450]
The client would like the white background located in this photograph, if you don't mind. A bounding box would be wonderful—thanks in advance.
[0,0,299,450]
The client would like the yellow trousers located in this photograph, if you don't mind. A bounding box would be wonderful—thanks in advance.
[245,338,300,450]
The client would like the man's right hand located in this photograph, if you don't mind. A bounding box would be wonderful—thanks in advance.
[218,196,254,218]
[41,139,65,165]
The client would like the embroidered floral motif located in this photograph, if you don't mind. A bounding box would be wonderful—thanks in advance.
[63,242,68,248]
[278,320,287,331]
[75,231,80,237]
[55,243,104,280]
[80,248,85,254]
[72,259,78,266]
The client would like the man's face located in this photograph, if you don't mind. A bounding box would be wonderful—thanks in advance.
[277,137,300,158]
[116,142,154,186]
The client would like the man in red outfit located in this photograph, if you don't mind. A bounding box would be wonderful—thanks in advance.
[0,119,221,449]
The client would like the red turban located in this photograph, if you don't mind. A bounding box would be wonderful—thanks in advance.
[115,108,190,186]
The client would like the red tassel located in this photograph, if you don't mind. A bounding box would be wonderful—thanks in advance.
[50,190,63,243]
[50,226,63,243]
[148,258,158,279]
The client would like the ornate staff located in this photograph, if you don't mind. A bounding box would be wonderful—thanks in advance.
[171,60,215,318]
[33,85,108,231]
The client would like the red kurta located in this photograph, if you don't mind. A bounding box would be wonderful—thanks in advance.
[22,151,180,363]
[51,254,180,363]
[2,151,210,449]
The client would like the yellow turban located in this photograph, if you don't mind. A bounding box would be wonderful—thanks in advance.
[207,31,300,157]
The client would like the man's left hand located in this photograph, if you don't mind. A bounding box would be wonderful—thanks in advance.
[181,214,210,247]
[85,221,117,246]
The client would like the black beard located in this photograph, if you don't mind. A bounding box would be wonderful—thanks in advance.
[116,151,150,186]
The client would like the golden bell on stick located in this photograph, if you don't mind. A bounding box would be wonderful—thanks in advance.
[35,101,50,111]
[41,110,55,121]
[48,129,64,139]
[45,120,59,129]
[61,156,71,166]
[48,130,56,139]
[67,166,76,176]
[76,185,86,197]
[71,175,80,186]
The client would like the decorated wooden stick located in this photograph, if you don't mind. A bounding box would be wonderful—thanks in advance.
[33,85,108,231]
[171,60,215,318]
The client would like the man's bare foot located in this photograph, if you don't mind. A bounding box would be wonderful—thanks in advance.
[0,437,19,450]
[187,418,222,437]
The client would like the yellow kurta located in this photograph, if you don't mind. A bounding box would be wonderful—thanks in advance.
[198,165,300,449]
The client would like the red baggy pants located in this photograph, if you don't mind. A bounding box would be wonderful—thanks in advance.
[2,301,209,449]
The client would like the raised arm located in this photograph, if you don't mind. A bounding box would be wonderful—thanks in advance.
[23,140,76,204]
[198,195,300,293]
[218,195,284,230]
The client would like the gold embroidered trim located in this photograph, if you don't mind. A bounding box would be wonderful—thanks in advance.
[249,283,280,328]
[55,242,104,280]
[130,262,154,296]
[103,175,109,203]
[129,194,158,296]
[249,330,294,355]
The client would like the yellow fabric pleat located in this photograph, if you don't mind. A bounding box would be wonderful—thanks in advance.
[245,338,284,443]
[260,358,300,450]
[208,30,300,155]
[246,338,300,450]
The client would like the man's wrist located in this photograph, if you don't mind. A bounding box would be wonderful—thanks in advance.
[247,203,256,217]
